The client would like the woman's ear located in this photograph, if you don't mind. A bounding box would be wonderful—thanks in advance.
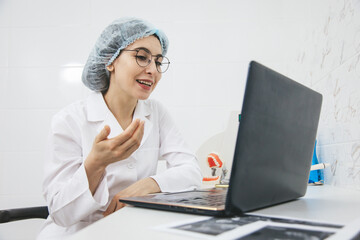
[106,64,114,72]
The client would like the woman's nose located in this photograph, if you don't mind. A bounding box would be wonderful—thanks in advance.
[145,59,158,74]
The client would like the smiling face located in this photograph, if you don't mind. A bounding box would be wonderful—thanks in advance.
[105,35,163,102]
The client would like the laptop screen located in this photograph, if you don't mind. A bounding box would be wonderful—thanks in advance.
[226,61,322,214]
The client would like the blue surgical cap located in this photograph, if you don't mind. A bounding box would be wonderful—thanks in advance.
[82,17,169,91]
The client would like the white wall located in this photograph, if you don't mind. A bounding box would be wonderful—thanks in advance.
[0,0,359,228]
[285,0,360,189]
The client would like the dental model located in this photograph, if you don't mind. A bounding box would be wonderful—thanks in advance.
[203,152,228,184]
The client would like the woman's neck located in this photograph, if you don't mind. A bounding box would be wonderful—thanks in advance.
[103,88,137,130]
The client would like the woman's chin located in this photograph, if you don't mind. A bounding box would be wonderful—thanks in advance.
[137,93,151,100]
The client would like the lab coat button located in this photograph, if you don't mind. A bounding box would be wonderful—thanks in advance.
[127,163,135,169]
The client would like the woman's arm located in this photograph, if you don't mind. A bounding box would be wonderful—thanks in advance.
[43,111,144,227]
[103,177,160,216]
[43,113,101,227]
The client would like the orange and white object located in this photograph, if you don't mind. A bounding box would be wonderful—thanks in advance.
[202,176,220,185]
[207,152,223,168]
[202,176,220,181]
[202,152,225,185]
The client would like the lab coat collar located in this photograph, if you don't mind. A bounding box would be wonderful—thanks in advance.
[133,99,153,149]
[86,92,108,122]
[86,91,153,147]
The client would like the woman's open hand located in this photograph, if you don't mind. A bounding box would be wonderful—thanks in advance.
[88,119,145,168]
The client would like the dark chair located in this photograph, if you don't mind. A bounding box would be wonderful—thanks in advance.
[0,206,48,223]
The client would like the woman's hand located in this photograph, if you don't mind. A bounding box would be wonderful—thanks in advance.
[103,177,161,217]
[89,119,144,167]
[84,119,145,195]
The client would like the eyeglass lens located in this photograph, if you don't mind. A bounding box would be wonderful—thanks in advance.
[135,49,170,73]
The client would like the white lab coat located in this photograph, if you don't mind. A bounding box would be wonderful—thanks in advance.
[37,92,202,240]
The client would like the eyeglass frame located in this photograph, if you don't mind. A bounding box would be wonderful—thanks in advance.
[122,47,170,73]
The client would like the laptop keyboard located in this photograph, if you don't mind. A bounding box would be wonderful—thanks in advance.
[152,189,227,207]
[175,193,226,206]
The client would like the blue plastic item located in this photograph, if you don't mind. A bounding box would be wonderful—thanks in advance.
[308,140,324,184]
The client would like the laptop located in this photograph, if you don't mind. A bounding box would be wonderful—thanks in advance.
[119,61,323,216]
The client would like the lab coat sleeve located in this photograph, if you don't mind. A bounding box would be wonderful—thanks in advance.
[150,102,202,192]
[43,111,109,227]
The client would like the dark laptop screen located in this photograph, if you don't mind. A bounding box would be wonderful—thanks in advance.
[226,61,322,214]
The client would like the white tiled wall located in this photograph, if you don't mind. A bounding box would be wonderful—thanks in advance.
[0,0,359,227]
[285,0,360,190]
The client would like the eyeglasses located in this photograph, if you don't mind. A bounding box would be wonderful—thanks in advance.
[123,48,170,73]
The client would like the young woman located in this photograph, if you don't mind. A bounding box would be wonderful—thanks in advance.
[37,17,202,239]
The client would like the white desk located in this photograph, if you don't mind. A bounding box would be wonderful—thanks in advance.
[68,186,360,240]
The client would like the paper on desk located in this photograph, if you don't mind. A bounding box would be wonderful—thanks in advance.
[326,217,360,240]
[153,214,343,240]
[152,216,264,240]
